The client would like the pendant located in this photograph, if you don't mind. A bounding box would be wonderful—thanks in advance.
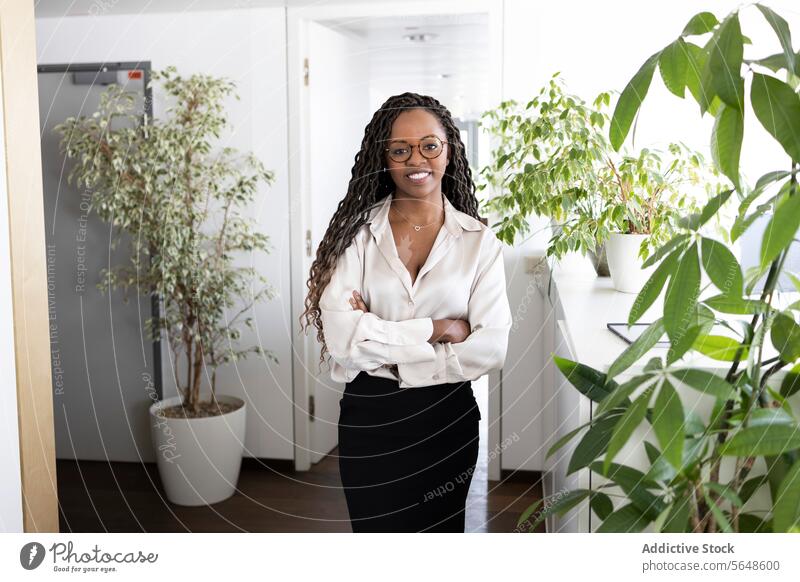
[414,225,421,231]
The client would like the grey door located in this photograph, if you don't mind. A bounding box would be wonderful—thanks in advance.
[38,63,161,462]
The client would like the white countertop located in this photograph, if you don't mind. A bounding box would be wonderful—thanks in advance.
[535,254,793,377]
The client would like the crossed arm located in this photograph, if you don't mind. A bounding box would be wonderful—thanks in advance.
[319,234,512,386]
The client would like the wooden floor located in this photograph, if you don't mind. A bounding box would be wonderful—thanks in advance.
[57,452,545,532]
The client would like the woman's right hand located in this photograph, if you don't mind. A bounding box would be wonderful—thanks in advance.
[430,319,471,344]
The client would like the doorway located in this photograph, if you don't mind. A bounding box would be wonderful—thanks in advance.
[287,0,504,488]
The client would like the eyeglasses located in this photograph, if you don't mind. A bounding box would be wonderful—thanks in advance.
[384,135,449,163]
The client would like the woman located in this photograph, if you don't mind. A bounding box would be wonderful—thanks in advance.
[300,92,512,532]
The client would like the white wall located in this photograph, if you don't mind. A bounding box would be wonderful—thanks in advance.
[498,0,800,470]
[35,7,294,460]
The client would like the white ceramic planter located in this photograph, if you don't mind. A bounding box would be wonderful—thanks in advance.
[149,395,246,506]
[605,233,656,294]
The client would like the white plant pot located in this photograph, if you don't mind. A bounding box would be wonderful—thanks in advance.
[605,233,656,294]
[149,394,246,506]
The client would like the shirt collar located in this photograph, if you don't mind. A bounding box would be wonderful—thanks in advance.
[367,193,482,238]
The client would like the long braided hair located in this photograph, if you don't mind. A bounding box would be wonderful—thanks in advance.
[299,92,485,370]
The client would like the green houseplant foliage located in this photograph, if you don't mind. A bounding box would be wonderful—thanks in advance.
[519,5,800,533]
[479,73,725,262]
[54,65,278,415]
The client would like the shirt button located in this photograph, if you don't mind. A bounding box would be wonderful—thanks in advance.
[433,374,439,380]
[408,300,413,306]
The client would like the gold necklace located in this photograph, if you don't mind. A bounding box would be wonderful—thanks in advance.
[390,192,444,232]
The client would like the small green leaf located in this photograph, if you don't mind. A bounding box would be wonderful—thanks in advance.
[607,319,666,379]
[603,388,653,474]
[553,355,615,403]
[709,103,743,188]
[751,73,800,163]
[659,38,689,98]
[610,51,661,150]
[707,13,744,110]
[756,4,796,75]
[760,189,800,268]
[652,379,684,469]
[596,503,651,533]
[701,237,742,297]
[770,313,800,363]
[630,251,679,325]
[663,243,700,343]
[773,458,800,532]
[781,363,800,398]
[682,11,719,36]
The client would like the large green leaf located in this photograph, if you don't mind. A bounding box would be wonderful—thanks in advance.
[596,503,651,533]
[756,4,796,75]
[698,189,734,226]
[693,333,750,361]
[607,319,666,379]
[660,494,692,532]
[517,489,591,531]
[770,312,800,363]
[610,51,661,150]
[630,251,679,325]
[603,387,653,474]
[710,103,743,188]
[684,41,709,110]
[663,243,700,343]
[651,379,685,469]
[703,489,733,532]
[591,461,665,519]
[590,491,614,521]
[567,411,625,475]
[666,324,702,365]
[701,237,743,297]
[553,355,615,403]
[759,189,800,268]
[597,375,655,416]
[719,423,800,456]
[781,362,800,398]
[682,11,719,36]
[750,73,800,163]
[704,294,769,314]
[659,38,689,98]
[670,368,735,400]
[706,12,744,110]
[773,458,800,532]
[642,233,690,268]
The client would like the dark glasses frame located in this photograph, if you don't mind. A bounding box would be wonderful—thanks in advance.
[383,134,449,163]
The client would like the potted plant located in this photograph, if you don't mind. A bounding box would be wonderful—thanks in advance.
[54,66,278,506]
[478,74,726,292]
[519,5,800,532]
[478,73,613,272]
[601,142,728,292]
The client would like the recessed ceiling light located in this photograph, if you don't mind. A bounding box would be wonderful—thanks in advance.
[402,33,438,43]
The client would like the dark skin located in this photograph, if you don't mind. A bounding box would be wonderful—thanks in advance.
[348,108,470,344]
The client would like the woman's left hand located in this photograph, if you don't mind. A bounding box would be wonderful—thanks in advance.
[349,290,368,313]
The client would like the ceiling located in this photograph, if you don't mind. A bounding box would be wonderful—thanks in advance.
[320,13,490,119]
[34,2,491,118]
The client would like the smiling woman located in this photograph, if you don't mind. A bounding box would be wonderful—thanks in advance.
[300,92,512,532]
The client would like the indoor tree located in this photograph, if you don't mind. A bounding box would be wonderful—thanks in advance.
[54,65,278,416]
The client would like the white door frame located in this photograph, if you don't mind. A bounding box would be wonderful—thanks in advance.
[287,0,504,472]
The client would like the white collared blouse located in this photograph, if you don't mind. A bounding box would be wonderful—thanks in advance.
[319,193,512,388]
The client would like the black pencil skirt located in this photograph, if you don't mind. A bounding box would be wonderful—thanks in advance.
[337,370,481,533]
